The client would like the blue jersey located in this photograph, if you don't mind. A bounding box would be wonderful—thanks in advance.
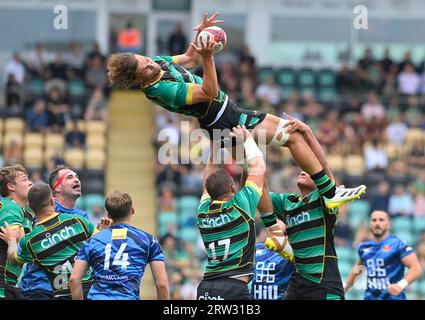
[76,223,164,300]
[358,234,414,300]
[251,243,294,300]
[19,200,88,295]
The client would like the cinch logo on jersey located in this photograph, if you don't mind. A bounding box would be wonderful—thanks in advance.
[41,226,77,249]
[200,214,231,228]
[285,211,310,228]
[198,292,224,300]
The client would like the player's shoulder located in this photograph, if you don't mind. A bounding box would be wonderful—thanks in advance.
[74,206,88,218]
[387,234,410,247]
[152,55,172,63]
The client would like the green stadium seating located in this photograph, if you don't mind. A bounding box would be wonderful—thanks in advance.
[177,196,200,214]
[394,231,415,245]
[68,80,87,97]
[276,67,296,87]
[391,216,413,233]
[413,217,425,235]
[338,260,353,279]
[317,69,336,87]
[336,246,355,263]
[27,79,45,97]
[317,87,337,103]
[347,200,370,226]
[257,67,275,84]
[81,194,105,212]
[178,227,199,243]
[280,86,297,100]
[297,68,316,87]
[157,211,178,237]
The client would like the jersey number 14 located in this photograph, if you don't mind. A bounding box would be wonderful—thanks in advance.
[104,243,130,270]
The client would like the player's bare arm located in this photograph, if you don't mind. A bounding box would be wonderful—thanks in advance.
[283,112,335,182]
[150,260,170,300]
[69,259,90,300]
[0,222,22,265]
[344,259,364,292]
[189,35,220,103]
[388,253,422,296]
[173,12,223,70]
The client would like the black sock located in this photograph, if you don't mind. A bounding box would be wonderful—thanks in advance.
[311,170,336,198]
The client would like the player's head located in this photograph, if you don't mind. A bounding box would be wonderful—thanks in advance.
[0,165,32,203]
[28,182,54,215]
[205,169,236,201]
[296,171,316,191]
[105,191,135,222]
[107,53,161,89]
[370,210,391,239]
[49,166,81,200]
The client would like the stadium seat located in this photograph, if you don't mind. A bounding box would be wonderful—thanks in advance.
[3,132,23,147]
[276,67,296,87]
[317,68,336,87]
[45,134,65,150]
[44,148,63,162]
[68,80,87,97]
[24,148,43,168]
[64,148,84,169]
[178,227,199,243]
[24,132,43,149]
[385,143,406,160]
[280,86,297,101]
[177,196,200,214]
[405,128,424,144]
[338,260,352,279]
[158,211,178,237]
[66,119,86,133]
[297,68,316,87]
[26,79,45,98]
[5,118,25,134]
[86,134,106,151]
[257,67,275,84]
[86,149,106,169]
[80,194,104,214]
[86,121,107,136]
[0,118,4,134]
[317,87,336,103]
[347,200,370,226]
[344,155,364,175]
[326,154,344,172]
[395,231,415,245]
[413,217,425,235]
[391,216,413,233]
[336,246,355,263]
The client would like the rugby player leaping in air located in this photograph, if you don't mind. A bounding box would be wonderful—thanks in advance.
[107,12,366,209]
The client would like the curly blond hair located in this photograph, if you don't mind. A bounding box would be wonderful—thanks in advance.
[107,53,139,89]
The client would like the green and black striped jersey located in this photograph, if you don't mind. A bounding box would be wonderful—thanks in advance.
[15,213,96,296]
[270,190,343,288]
[0,197,34,297]
[197,181,262,280]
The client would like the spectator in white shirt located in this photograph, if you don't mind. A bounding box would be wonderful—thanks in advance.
[3,53,25,85]
[386,114,409,145]
[255,76,282,106]
[388,184,415,217]
[398,64,420,95]
[25,42,50,77]
[364,139,388,171]
[361,91,386,122]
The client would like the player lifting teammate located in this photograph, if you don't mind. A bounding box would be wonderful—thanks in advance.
[107,12,366,210]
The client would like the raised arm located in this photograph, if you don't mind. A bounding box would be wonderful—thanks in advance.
[283,113,335,182]
[173,12,223,70]
[201,143,219,200]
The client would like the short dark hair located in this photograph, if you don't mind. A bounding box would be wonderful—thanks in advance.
[107,53,139,89]
[28,182,53,214]
[105,191,133,220]
[0,165,29,197]
[49,165,71,194]
[205,169,234,200]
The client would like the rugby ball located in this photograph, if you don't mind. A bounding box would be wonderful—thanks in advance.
[197,26,227,54]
